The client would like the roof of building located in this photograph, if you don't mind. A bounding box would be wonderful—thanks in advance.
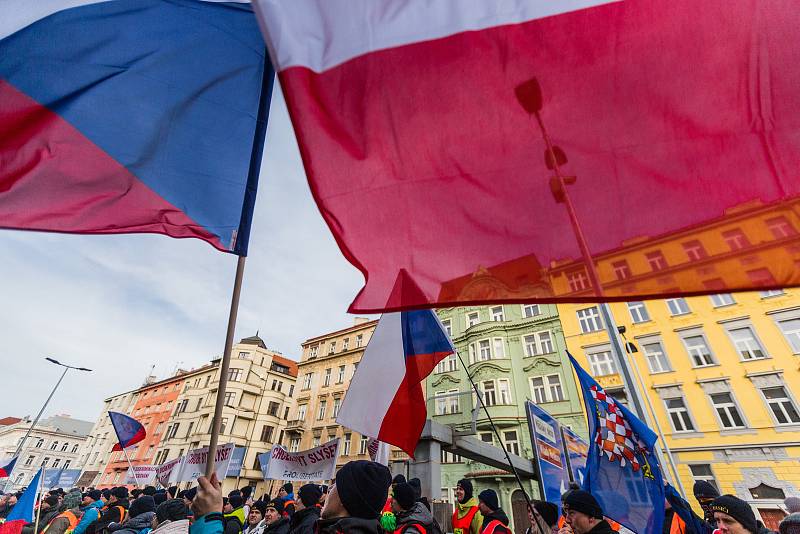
[0,417,21,426]
[270,354,299,377]
[39,415,93,437]
[240,334,267,349]
[302,319,379,345]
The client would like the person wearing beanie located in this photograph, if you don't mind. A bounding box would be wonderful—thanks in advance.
[167,488,179,501]
[184,488,198,509]
[527,501,558,534]
[153,493,168,508]
[276,485,295,519]
[694,481,721,524]
[711,495,760,534]
[560,490,612,534]
[477,490,511,534]
[453,479,482,534]
[224,493,246,534]
[243,501,268,534]
[115,496,157,534]
[143,487,157,497]
[73,491,105,534]
[88,485,130,534]
[36,489,84,534]
[780,512,800,534]
[318,460,392,534]
[263,500,290,534]
[151,499,191,534]
[289,485,322,534]
[132,489,144,500]
[390,483,435,534]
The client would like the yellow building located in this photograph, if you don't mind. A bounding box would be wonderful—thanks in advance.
[559,290,800,530]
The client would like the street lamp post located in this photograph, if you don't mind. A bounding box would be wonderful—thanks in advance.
[4,358,92,489]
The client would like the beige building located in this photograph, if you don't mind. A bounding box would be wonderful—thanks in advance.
[154,335,298,494]
[290,318,398,469]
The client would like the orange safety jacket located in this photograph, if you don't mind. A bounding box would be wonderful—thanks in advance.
[452,506,479,534]
[670,514,686,534]
[395,524,427,534]
[480,520,508,534]
[42,510,80,534]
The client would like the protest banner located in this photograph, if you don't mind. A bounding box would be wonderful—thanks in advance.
[226,446,246,477]
[561,426,589,485]
[257,451,271,480]
[42,469,82,489]
[525,401,570,511]
[156,456,184,487]
[177,443,235,483]
[263,438,339,482]
[125,465,157,485]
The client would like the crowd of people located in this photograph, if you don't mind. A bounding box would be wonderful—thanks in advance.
[0,461,798,534]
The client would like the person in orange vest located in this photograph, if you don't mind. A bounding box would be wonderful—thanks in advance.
[476,490,511,534]
[558,490,614,534]
[276,485,294,519]
[390,483,435,534]
[452,480,482,534]
[41,489,84,534]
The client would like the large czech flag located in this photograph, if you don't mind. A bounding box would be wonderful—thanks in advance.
[256,0,800,312]
[0,456,17,478]
[109,411,146,451]
[0,0,274,255]
[336,309,454,456]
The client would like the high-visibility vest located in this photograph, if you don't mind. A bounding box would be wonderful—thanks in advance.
[670,515,686,534]
[480,520,506,534]
[394,524,427,534]
[452,507,479,534]
[43,510,80,534]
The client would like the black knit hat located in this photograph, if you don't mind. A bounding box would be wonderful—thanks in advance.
[241,486,253,500]
[131,489,143,499]
[184,488,197,502]
[111,487,129,500]
[408,478,422,500]
[780,513,800,534]
[167,487,179,499]
[229,494,244,509]
[153,492,168,507]
[85,490,102,501]
[101,490,111,500]
[252,500,267,516]
[335,460,392,519]
[711,495,758,534]
[478,489,499,512]
[129,496,156,518]
[563,490,603,519]
[693,481,720,500]
[392,475,406,486]
[44,495,60,507]
[156,499,190,523]
[143,486,157,496]
[393,483,416,510]
[534,501,559,528]
[457,479,473,502]
[266,499,285,514]
[298,484,322,508]
[282,483,293,495]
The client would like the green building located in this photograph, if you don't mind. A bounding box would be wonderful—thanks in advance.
[426,303,587,525]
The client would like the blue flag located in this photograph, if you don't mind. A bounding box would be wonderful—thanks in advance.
[6,468,42,522]
[568,353,664,534]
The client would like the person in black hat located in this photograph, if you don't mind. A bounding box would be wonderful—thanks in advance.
[391,482,436,534]
[224,493,246,534]
[183,488,198,509]
[694,482,721,524]
[711,495,761,534]
[74,490,104,534]
[88,487,130,534]
[527,501,558,534]
[264,500,290,534]
[277,485,295,519]
[142,487,157,497]
[288,484,322,534]
[559,490,612,534]
[477,490,511,534]
[151,499,191,534]
[318,460,392,534]
[244,501,267,534]
[453,479,482,534]
[115,496,156,534]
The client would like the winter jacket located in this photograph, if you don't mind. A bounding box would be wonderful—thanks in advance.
[43,509,83,534]
[191,515,224,534]
[89,500,131,534]
[75,501,105,534]
[243,521,266,534]
[453,498,483,534]
[395,503,434,534]
[288,507,319,534]
[263,518,289,534]
[316,517,383,534]
[479,510,511,534]
[584,521,616,534]
[224,508,246,534]
[114,512,157,534]
[152,520,190,534]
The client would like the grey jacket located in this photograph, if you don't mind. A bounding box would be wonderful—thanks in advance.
[395,503,434,534]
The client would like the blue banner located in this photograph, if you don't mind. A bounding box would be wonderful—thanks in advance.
[525,401,570,511]
[561,426,588,486]
[226,447,246,477]
[257,452,271,480]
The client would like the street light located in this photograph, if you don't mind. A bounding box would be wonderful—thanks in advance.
[4,357,92,489]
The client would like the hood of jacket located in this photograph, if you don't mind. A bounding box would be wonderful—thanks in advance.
[482,509,510,529]
[152,519,190,534]
[316,516,383,534]
[455,498,479,517]
[84,500,104,511]
[396,502,433,528]
[290,505,319,529]
[119,511,157,533]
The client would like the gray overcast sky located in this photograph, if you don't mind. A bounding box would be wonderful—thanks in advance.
[0,90,372,423]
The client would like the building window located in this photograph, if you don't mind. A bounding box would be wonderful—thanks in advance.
[493,338,506,358]
[577,307,603,333]
[722,228,751,250]
[337,365,346,383]
[588,350,617,376]
[627,301,650,323]
[491,306,505,321]
[227,368,242,382]
[296,405,307,421]
[646,250,668,271]
[642,342,671,373]
[689,465,719,493]
[567,270,590,292]
[52,459,61,468]
[260,425,274,442]
[35,438,44,448]
[664,298,690,316]
[478,339,492,361]
[777,318,800,352]
[436,353,458,374]
[441,450,462,464]
[530,374,564,403]
[466,312,480,328]
[522,304,541,318]
[480,433,493,445]
[63,460,71,470]
[41,457,50,467]
[435,391,456,416]
[71,444,79,453]
[342,338,350,351]
[312,436,321,448]
[343,433,351,456]
[289,438,300,453]
[481,381,497,406]
[302,373,313,390]
[766,216,797,239]
[359,436,369,455]
[497,379,512,404]
[317,400,327,420]
[441,319,452,337]
[612,260,632,280]
[332,398,341,418]
[309,345,319,358]
[328,342,336,354]
[503,431,520,456]
[761,386,800,425]
[323,368,332,387]
[267,402,280,417]
[710,293,736,307]
[683,335,715,367]
[760,289,784,298]
[49,441,58,451]
[710,392,746,429]
[356,334,363,347]
[727,326,767,360]
[238,351,250,359]
[665,397,695,432]
[682,240,708,261]
[60,442,69,452]
[223,392,236,407]
[750,484,786,500]
[24,456,34,466]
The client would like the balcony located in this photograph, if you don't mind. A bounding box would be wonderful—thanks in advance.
[285,420,306,434]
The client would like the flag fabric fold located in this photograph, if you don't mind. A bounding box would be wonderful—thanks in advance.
[336,309,454,456]
[0,456,17,478]
[6,468,41,523]
[109,411,146,451]
[0,0,274,255]
[568,353,664,534]
[255,0,800,312]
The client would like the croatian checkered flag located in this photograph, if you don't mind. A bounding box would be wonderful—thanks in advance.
[568,352,664,534]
